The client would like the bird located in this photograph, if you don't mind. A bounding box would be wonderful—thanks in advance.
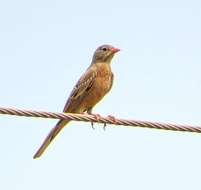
[33,44,120,159]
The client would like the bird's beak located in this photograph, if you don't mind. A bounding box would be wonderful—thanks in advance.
[111,47,120,54]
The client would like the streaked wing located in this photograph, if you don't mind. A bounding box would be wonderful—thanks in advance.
[63,66,97,113]
[32,68,97,159]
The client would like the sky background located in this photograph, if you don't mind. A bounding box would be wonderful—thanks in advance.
[0,0,201,189]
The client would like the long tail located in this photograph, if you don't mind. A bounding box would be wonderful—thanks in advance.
[33,119,70,159]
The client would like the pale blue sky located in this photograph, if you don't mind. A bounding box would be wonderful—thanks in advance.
[1,0,201,189]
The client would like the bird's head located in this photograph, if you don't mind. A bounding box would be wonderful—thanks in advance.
[92,45,120,64]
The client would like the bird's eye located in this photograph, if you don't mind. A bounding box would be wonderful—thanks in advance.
[102,47,107,51]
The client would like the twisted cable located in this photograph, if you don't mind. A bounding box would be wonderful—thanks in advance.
[0,106,200,133]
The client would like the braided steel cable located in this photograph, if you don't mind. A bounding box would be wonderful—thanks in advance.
[0,106,201,133]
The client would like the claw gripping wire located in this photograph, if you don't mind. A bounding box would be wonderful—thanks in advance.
[0,106,201,133]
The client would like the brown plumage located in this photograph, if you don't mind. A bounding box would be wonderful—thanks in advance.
[33,45,120,159]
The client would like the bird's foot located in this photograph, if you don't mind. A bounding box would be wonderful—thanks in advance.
[90,113,101,129]
[107,115,117,124]
[102,115,117,130]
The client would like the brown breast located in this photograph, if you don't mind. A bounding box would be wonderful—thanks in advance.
[79,63,113,112]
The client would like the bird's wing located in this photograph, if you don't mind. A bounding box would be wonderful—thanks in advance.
[63,66,97,113]
[33,65,97,159]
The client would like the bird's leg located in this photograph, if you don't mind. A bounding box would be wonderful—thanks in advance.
[103,123,107,131]
[93,113,106,130]
[87,108,102,129]
[87,108,95,129]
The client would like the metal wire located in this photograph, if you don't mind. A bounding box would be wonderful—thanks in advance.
[0,106,201,133]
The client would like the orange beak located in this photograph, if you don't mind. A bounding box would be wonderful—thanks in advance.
[111,47,120,53]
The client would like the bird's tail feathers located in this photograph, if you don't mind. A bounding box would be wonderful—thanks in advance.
[33,119,69,159]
